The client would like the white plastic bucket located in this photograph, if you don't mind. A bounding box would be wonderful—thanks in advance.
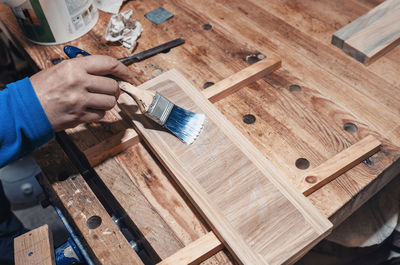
[3,0,98,45]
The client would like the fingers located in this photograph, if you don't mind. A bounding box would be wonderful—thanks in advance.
[81,109,106,123]
[86,75,120,98]
[77,55,134,82]
[85,93,117,110]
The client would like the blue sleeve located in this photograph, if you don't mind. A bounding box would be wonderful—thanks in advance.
[0,77,54,168]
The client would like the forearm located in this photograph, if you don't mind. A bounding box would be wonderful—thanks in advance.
[0,78,54,168]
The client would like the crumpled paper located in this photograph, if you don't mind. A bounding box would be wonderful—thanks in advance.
[105,10,143,51]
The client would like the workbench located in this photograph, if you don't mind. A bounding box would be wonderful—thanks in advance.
[1,0,400,264]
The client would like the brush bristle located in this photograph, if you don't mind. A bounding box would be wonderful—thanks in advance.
[163,105,206,145]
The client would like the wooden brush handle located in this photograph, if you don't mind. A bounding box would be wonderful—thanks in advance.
[118,81,155,113]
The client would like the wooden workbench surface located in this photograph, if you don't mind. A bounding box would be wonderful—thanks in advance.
[1,0,400,264]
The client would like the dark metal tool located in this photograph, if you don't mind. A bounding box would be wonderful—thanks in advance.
[62,37,184,66]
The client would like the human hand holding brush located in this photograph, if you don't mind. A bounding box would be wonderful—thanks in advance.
[30,55,133,131]
[63,45,205,145]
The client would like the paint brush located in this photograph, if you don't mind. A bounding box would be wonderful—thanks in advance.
[63,45,205,145]
[118,81,205,144]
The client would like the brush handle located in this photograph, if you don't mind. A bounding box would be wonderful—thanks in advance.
[118,81,155,114]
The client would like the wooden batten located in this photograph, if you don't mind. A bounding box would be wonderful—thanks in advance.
[84,128,140,167]
[158,231,223,265]
[299,135,381,196]
[202,55,281,102]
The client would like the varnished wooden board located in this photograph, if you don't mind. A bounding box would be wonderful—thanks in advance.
[332,0,400,64]
[118,69,332,265]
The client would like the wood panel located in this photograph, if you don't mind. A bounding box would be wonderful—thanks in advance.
[14,225,55,265]
[332,0,400,64]
[118,69,332,265]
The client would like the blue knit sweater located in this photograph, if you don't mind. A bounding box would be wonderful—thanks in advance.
[0,78,54,168]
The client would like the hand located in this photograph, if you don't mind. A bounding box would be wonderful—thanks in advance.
[30,55,133,132]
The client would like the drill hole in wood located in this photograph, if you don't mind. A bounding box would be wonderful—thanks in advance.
[202,23,212,30]
[289,84,302,93]
[87,215,102,229]
[295,158,310,170]
[246,54,266,64]
[242,114,256,124]
[203,81,214,89]
[343,122,358,133]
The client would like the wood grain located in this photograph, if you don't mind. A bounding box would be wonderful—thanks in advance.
[93,157,185,260]
[332,0,400,64]
[14,225,55,265]
[202,55,281,103]
[118,69,332,265]
[114,142,233,265]
[158,231,223,265]
[298,135,382,196]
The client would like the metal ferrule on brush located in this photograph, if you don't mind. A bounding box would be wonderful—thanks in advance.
[145,92,174,125]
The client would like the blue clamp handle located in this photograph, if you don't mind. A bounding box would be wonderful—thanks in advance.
[64,45,91,59]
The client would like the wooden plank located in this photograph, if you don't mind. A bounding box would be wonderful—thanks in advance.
[37,171,144,265]
[331,0,398,48]
[202,55,281,102]
[14,225,55,265]
[332,0,400,64]
[94,156,185,259]
[158,232,223,265]
[118,69,332,265]
[298,135,382,196]
[84,128,139,167]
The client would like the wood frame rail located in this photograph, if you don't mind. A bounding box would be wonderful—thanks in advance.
[298,135,381,196]
[202,54,281,102]
[157,232,223,265]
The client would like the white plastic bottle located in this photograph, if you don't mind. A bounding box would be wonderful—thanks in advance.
[1,0,98,45]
